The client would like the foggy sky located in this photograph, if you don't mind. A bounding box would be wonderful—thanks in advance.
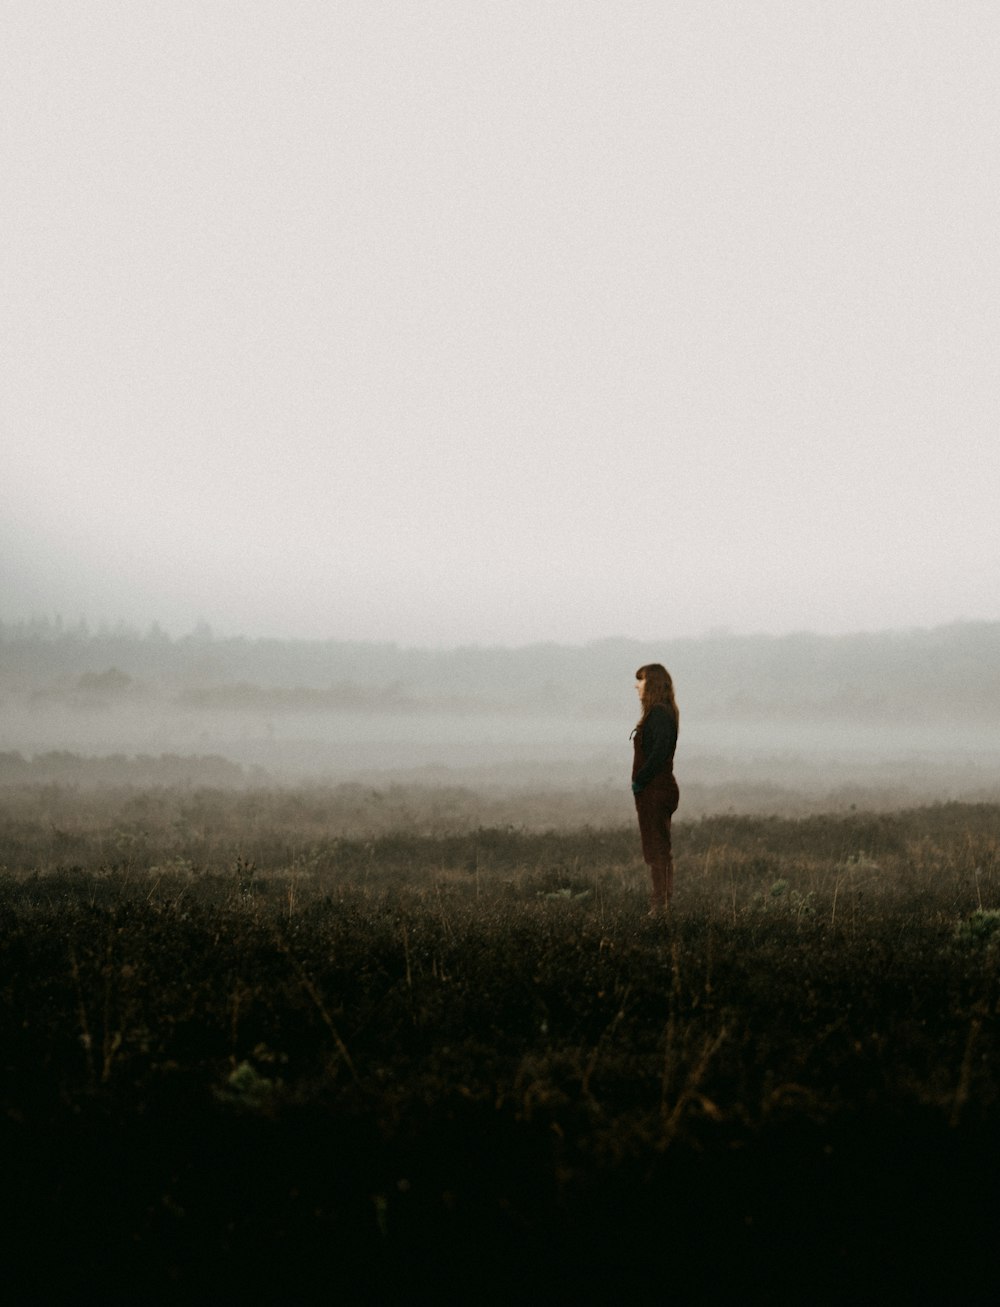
[3,1,999,646]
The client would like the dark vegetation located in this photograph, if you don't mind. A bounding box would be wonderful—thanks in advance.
[3,785,1000,1303]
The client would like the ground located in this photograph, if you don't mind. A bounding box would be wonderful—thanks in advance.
[2,792,999,1303]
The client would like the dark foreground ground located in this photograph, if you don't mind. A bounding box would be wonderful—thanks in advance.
[2,791,999,1303]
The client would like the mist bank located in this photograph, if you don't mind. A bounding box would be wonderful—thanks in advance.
[2,620,999,813]
[2,751,1000,831]
[4,617,1000,721]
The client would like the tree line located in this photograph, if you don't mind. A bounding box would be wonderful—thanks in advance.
[2,618,999,723]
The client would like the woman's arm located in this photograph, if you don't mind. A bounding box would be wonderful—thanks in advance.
[633,705,677,790]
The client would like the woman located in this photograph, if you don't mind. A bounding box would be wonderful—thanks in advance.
[631,663,680,914]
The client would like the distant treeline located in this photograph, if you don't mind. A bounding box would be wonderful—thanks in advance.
[0,751,251,788]
[2,617,1000,722]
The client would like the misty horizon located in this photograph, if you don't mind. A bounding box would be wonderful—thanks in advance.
[5,610,1000,653]
[4,616,999,816]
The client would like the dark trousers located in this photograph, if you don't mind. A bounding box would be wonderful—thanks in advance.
[635,777,679,908]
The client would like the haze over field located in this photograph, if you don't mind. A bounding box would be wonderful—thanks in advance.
[3,2,999,647]
[4,619,999,815]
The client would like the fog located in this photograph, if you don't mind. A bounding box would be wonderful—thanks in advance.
[4,3,1000,649]
[4,620,999,816]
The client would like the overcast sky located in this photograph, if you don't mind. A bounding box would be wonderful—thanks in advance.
[3,1,998,646]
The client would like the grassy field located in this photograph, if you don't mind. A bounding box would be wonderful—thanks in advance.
[2,785,1000,1303]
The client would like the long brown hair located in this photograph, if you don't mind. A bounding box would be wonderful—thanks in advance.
[635,663,679,730]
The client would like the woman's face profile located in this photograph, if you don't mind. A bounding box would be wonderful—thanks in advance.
[635,679,644,698]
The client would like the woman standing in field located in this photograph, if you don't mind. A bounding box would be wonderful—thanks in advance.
[631,663,680,915]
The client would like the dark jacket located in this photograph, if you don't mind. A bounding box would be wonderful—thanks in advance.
[631,703,678,790]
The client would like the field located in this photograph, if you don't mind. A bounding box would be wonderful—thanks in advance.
[3,783,1000,1303]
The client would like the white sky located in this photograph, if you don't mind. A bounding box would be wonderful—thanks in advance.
[3,0,999,646]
